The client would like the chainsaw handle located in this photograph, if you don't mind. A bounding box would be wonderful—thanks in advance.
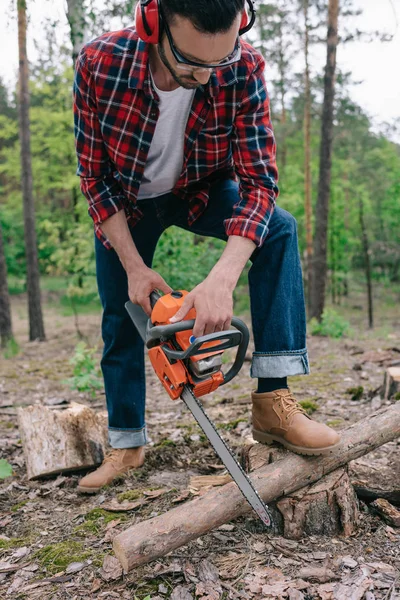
[146,317,249,384]
[221,317,250,385]
[162,329,242,360]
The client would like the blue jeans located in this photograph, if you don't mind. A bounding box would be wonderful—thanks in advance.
[95,179,309,448]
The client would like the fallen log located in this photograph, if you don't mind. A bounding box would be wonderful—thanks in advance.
[17,402,108,479]
[113,403,400,572]
[191,453,359,539]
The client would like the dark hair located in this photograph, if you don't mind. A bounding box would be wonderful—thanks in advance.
[161,0,245,34]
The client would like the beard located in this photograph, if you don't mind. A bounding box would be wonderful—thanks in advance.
[157,42,201,90]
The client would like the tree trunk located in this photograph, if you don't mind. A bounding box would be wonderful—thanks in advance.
[17,0,45,341]
[358,195,373,328]
[303,0,313,313]
[0,223,13,348]
[277,22,287,172]
[309,0,339,320]
[17,403,108,479]
[66,0,88,65]
[113,402,400,572]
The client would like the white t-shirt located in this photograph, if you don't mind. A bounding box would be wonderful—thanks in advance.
[137,73,196,199]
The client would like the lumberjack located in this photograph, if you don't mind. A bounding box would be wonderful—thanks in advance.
[72,0,340,494]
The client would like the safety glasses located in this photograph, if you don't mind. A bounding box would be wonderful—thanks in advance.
[161,10,241,70]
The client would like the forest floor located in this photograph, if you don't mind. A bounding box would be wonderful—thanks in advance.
[0,286,399,600]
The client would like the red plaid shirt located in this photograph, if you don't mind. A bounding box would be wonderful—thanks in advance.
[73,28,278,249]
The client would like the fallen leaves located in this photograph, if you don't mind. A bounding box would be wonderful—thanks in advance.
[100,555,123,582]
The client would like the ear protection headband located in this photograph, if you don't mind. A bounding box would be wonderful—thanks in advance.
[135,0,256,44]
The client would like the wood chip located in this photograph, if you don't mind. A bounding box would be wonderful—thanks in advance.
[298,566,338,583]
[170,585,193,600]
[370,498,400,527]
[189,475,232,489]
[102,498,146,512]
[100,555,123,581]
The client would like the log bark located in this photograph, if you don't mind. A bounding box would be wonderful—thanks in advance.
[382,367,400,399]
[113,403,400,572]
[349,442,400,504]
[17,402,108,479]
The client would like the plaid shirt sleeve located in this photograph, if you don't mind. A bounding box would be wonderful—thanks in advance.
[225,54,279,247]
[73,49,126,225]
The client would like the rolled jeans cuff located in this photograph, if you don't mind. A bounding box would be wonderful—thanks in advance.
[250,349,310,378]
[108,425,147,448]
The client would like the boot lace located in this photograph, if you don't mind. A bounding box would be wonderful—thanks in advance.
[103,449,122,466]
[275,389,307,420]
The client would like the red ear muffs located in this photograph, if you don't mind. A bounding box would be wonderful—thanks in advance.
[239,0,256,36]
[135,0,161,44]
[240,9,249,31]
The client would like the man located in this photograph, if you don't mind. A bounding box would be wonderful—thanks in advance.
[73,0,340,493]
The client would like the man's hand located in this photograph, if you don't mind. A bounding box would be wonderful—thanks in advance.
[169,235,256,337]
[128,266,172,316]
[169,274,234,337]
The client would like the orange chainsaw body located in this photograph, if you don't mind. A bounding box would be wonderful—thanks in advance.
[148,291,224,400]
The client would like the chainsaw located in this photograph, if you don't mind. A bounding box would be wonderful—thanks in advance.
[125,290,272,527]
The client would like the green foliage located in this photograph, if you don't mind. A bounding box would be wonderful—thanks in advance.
[346,386,364,401]
[65,342,103,397]
[299,400,319,414]
[309,308,350,338]
[3,338,20,359]
[153,227,225,289]
[0,459,13,479]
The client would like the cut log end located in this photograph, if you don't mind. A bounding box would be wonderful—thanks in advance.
[382,367,400,400]
[17,402,108,479]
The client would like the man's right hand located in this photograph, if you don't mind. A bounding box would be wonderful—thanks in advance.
[128,265,172,316]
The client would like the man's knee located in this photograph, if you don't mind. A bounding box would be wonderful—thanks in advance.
[270,207,298,239]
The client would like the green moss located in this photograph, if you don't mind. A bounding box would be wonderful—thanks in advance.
[217,418,247,431]
[34,541,103,574]
[11,500,28,513]
[394,392,400,401]
[0,538,27,549]
[156,438,176,448]
[74,508,128,535]
[0,421,15,429]
[346,386,364,401]
[117,489,143,502]
[326,419,343,428]
[299,400,319,415]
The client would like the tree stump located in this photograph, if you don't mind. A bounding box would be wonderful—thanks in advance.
[17,402,108,479]
[382,367,400,399]
[241,443,359,539]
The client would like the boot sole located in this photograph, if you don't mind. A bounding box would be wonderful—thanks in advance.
[76,466,143,495]
[77,485,102,494]
[252,429,341,457]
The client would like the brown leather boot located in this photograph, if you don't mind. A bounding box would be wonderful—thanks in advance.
[252,389,341,456]
[77,447,145,493]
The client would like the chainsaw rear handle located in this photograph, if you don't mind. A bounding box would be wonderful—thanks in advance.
[146,316,249,386]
